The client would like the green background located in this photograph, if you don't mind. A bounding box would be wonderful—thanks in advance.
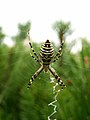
[0,21,90,120]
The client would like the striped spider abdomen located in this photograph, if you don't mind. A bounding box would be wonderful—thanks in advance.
[40,40,54,65]
[27,31,66,89]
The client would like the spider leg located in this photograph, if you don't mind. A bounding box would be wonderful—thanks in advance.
[27,31,41,63]
[29,52,40,63]
[27,66,43,88]
[49,65,66,90]
[52,40,64,63]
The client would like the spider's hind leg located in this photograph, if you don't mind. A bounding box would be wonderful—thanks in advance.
[49,66,66,90]
[27,66,43,88]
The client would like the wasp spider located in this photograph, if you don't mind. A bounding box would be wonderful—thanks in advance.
[27,32,66,90]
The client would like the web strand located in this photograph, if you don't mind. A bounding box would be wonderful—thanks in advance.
[48,77,61,120]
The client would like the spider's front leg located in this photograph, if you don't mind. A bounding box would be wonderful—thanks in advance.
[27,31,41,63]
[49,66,66,90]
[52,33,65,63]
[27,66,43,88]
[53,40,64,63]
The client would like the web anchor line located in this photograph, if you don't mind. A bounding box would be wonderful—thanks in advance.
[48,77,60,120]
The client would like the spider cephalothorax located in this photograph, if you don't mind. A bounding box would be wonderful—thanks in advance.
[27,32,66,90]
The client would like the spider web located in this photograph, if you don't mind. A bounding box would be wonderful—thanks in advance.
[0,43,90,85]
[1,42,90,74]
[48,76,61,120]
[0,41,90,120]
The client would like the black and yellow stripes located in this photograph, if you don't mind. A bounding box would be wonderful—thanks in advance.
[29,42,40,62]
[53,40,64,63]
[30,53,40,62]
[27,66,43,88]
[40,40,54,64]
[27,31,66,89]
[49,66,66,90]
[27,31,40,63]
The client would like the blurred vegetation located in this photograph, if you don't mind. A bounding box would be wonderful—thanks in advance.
[0,21,90,120]
[0,27,5,44]
[12,21,31,43]
[53,21,72,43]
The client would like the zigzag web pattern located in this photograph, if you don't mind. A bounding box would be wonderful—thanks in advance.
[48,76,61,120]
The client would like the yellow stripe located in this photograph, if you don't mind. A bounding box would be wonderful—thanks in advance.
[40,50,54,55]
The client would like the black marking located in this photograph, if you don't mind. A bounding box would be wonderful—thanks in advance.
[60,84,62,86]
[49,66,66,89]
[29,42,32,48]
[28,83,31,85]
[31,77,34,81]
[46,39,50,43]
[34,74,37,78]
[29,42,40,63]
[31,55,39,62]
[58,78,60,82]
[52,39,64,63]
[59,49,62,52]
[60,45,63,48]
[27,66,43,88]
[61,87,64,90]
[61,81,63,84]
[55,75,58,79]
[40,47,53,53]
[40,40,54,64]
[27,32,66,89]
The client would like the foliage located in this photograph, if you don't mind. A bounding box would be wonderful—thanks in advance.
[12,21,31,43]
[0,22,90,120]
[0,27,5,44]
[53,21,72,43]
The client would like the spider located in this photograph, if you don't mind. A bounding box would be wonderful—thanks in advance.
[27,32,66,90]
